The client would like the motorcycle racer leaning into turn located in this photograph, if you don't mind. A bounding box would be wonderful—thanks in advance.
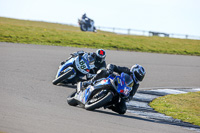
[82,64,146,114]
[61,49,106,80]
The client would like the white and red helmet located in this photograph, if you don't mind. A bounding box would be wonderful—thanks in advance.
[95,49,106,63]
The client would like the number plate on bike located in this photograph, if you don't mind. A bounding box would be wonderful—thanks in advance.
[75,58,89,74]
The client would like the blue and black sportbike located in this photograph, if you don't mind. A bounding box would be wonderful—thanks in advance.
[52,51,95,85]
[67,72,133,112]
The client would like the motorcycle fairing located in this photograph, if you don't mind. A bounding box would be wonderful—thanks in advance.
[75,77,112,105]
[56,58,74,78]
[116,73,132,97]
[81,77,112,103]
[75,85,95,104]
[94,78,111,87]
[75,55,91,74]
[56,54,91,78]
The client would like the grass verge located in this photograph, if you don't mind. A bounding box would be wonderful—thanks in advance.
[149,91,200,126]
[0,17,200,56]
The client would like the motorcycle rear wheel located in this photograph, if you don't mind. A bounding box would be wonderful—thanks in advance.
[85,91,113,111]
[52,69,74,85]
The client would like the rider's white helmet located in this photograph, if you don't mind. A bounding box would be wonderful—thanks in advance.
[130,64,146,83]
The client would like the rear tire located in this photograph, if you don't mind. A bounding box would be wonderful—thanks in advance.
[52,69,74,85]
[93,27,97,32]
[85,91,113,111]
[67,91,78,106]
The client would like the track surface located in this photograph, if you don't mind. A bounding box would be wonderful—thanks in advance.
[0,42,200,133]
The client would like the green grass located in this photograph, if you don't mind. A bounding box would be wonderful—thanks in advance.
[0,17,200,55]
[150,91,200,126]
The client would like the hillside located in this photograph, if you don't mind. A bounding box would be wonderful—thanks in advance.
[0,17,200,56]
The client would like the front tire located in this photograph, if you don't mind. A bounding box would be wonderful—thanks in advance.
[52,69,74,85]
[85,91,113,111]
[67,91,78,106]
[80,23,87,31]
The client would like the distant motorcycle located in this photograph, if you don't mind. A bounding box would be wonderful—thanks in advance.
[67,72,132,112]
[52,51,95,85]
[78,18,97,32]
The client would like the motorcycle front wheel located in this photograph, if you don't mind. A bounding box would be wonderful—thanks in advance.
[80,24,87,31]
[85,91,113,111]
[52,69,74,85]
[67,91,78,106]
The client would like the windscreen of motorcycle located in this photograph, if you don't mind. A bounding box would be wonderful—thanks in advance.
[116,75,132,97]
[75,56,90,74]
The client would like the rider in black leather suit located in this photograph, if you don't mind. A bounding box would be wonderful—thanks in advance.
[83,64,146,114]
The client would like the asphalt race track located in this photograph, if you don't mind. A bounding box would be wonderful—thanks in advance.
[0,42,200,133]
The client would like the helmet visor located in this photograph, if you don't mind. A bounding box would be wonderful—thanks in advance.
[134,70,144,82]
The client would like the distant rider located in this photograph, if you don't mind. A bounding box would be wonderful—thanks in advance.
[82,13,87,19]
[81,13,92,28]
[82,64,146,114]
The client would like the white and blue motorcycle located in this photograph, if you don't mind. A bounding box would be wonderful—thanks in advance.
[52,51,95,85]
[67,73,132,112]
[78,18,97,32]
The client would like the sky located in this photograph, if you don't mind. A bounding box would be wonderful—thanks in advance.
[1,0,200,37]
